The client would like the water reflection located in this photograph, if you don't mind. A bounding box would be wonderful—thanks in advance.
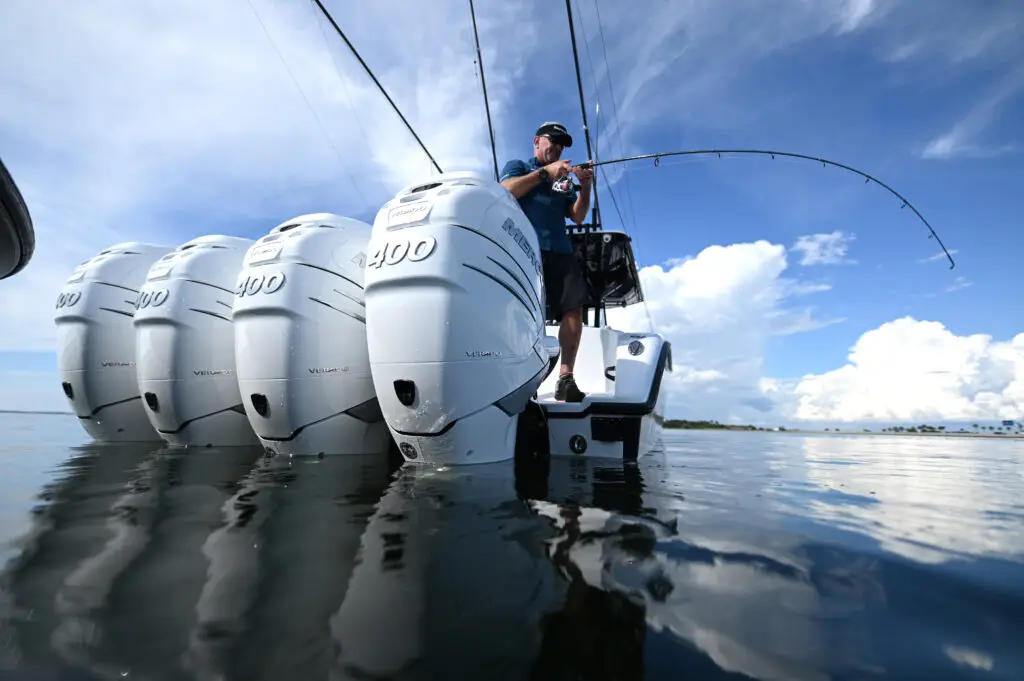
[0,429,1021,680]
[795,435,1024,565]
[0,442,159,677]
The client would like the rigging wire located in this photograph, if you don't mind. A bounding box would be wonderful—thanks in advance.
[579,148,957,269]
[590,101,631,240]
[564,0,601,228]
[591,0,640,234]
[565,0,655,332]
[573,0,626,236]
[572,0,629,236]
[468,0,500,182]
[304,0,390,202]
[309,0,443,175]
[244,0,367,207]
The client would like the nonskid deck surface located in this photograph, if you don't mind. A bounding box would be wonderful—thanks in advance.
[537,390,611,402]
[536,390,622,409]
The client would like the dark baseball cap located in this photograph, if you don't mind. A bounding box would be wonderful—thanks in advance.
[535,121,573,147]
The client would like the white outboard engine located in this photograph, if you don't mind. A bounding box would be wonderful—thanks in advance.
[364,172,560,465]
[55,242,175,442]
[233,213,391,457]
[134,235,259,447]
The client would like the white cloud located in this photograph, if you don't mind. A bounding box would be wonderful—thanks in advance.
[600,242,1021,427]
[918,248,959,263]
[794,318,1024,423]
[572,0,887,152]
[837,0,878,33]
[791,231,856,266]
[920,77,1021,160]
[946,276,972,292]
[0,0,537,352]
[912,23,1024,160]
[606,240,836,423]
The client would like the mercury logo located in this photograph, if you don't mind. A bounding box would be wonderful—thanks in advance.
[500,217,541,275]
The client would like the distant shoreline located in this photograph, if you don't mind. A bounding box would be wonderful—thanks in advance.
[0,411,1020,440]
[778,429,1021,440]
[666,425,1024,440]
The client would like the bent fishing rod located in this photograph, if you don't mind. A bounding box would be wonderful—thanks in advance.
[573,148,956,270]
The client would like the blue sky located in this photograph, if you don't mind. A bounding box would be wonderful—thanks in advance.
[0,0,1021,426]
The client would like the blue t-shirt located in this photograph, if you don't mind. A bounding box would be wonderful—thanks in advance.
[499,157,578,254]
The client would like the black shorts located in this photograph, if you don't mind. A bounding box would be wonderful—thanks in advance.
[541,250,592,322]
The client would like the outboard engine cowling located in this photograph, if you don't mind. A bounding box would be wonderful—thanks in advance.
[233,213,391,457]
[134,235,259,447]
[55,242,175,442]
[364,172,559,465]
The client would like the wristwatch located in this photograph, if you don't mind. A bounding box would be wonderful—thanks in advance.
[537,168,550,183]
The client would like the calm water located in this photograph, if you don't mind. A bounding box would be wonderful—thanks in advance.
[0,414,1022,680]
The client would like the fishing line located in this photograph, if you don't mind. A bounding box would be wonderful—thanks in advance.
[591,0,639,233]
[305,0,390,202]
[244,0,367,207]
[565,0,656,331]
[577,148,957,269]
[309,0,443,174]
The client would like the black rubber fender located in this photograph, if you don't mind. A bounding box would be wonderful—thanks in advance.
[0,155,35,281]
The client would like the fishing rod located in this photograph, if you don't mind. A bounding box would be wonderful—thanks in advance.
[577,148,957,269]
[468,0,499,181]
[309,0,443,174]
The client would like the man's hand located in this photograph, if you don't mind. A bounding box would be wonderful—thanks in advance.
[573,161,594,185]
[542,159,573,180]
[500,159,574,199]
[567,160,593,225]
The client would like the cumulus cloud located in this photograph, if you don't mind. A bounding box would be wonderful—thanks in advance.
[600,242,1021,426]
[606,240,838,423]
[794,318,1024,423]
[791,231,856,266]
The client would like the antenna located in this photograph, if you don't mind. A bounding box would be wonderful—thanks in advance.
[310,0,443,174]
[468,0,500,181]
[564,0,600,229]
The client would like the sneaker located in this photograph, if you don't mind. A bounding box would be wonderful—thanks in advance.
[554,373,585,403]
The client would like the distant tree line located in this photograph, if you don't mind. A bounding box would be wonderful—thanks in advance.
[879,422,1022,434]
[664,419,782,431]
[664,419,1022,434]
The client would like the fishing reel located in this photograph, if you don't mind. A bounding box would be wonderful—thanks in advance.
[551,176,575,194]
[551,176,583,195]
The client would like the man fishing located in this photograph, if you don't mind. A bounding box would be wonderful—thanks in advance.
[499,121,593,403]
